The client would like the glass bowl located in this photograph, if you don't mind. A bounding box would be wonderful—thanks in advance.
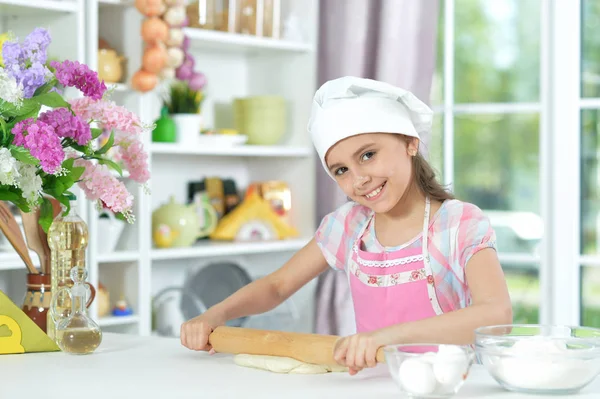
[474,324,600,395]
[383,344,475,398]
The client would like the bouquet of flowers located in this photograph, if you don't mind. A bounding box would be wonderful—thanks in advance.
[0,28,150,231]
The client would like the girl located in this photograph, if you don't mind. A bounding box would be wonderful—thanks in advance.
[180,76,513,375]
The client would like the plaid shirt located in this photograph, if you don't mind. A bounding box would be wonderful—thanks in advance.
[315,199,497,312]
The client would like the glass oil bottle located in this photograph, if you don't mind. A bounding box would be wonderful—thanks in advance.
[46,194,89,340]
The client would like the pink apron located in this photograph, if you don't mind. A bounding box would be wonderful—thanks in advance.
[348,197,444,334]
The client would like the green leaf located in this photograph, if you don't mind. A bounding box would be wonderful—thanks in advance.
[33,78,58,97]
[95,131,114,155]
[10,146,39,165]
[53,180,66,196]
[0,118,7,144]
[70,166,85,181]
[91,128,104,140]
[61,157,75,170]
[56,194,71,216]
[0,186,30,212]
[0,188,21,202]
[0,98,41,118]
[97,157,122,176]
[39,197,54,233]
[57,175,74,191]
[34,92,70,109]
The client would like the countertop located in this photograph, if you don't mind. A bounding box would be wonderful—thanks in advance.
[1,333,600,398]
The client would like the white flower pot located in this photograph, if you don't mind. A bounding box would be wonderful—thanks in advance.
[97,212,125,253]
[172,113,202,146]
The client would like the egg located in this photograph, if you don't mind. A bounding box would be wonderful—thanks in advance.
[398,358,437,396]
[433,345,469,386]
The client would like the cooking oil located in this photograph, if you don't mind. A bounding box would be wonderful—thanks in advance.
[53,267,102,355]
[46,194,89,340]
[56,327,102,355]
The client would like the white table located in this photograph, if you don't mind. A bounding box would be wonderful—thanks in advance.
[2,333,599,398]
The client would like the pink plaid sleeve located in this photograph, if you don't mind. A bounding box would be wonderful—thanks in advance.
[456,203,497,268]
[315,202,370,271]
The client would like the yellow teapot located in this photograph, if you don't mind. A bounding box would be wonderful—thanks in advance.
[97,49,125,83]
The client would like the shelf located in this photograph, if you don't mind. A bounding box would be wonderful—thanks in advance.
[151,237,311,261]
[106,83,129,92]
[97,250,140,263]
[98,0,133,6]
[151,143,313,158]
[183,27,313,54]
[0,250,40,271]
[98,315,139,327]
[0,0,79,15]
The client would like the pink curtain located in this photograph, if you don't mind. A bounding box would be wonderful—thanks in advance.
[314,0,441,336]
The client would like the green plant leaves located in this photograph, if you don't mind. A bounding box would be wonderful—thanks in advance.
[38,196,54,233]
[9,146,39,165]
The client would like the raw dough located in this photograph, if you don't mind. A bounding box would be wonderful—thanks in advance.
[233,354,348,374]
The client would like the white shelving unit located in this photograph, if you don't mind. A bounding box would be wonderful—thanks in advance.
[0,0,319,337]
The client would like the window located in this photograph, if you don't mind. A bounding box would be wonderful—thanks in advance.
[434,0,543,323]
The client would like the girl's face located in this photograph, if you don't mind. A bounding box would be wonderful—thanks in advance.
[325,133,419,214]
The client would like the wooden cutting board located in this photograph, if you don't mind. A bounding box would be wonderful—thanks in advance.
[208,326,386,366]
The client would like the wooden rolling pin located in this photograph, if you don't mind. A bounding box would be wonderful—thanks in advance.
[208,326,386,366]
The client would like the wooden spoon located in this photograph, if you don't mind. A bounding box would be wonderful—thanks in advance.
[20,210,47,275]
[0,201,38,274]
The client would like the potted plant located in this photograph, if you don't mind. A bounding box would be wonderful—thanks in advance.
[164,80,206,146]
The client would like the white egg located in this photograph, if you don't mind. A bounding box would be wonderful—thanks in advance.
[398,358,437,396]
[432,345,469,386]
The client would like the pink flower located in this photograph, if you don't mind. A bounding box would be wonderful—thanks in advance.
[73,158,133,214]
[69,97,150,184]
[12,118,64,173]
[116,134,150,184]
[38,107,91,145]
[50,60,107,100]
[69,97,144,136]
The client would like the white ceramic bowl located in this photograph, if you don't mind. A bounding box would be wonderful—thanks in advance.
[474,324,600,395]
[383,344,475,398]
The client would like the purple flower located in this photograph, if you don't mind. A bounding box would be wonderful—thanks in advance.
[2,41,24,67]
[38,107,91,145]
[16,62,51,98]
[2,28,53,98]
[175,52,194,80]
[23,28,51,64]
[50,60,107,100]
[12,118,64,174]
[188,72,207,91]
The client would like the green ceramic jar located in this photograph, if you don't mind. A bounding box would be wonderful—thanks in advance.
[152,196,199,247]
[152,106,176,143]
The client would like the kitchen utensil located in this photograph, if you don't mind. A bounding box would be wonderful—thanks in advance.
[20,210,47,274]
[383,344,474,398]
[182,262,252,327]
[474,324,600,395]
[208,326,386,366]
[0,201,38,274]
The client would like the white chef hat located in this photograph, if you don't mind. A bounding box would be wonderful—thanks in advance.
[307,76,433,178]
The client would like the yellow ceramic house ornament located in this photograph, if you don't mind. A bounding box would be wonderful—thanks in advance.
[210,192,298,241]
[0,290,59,354]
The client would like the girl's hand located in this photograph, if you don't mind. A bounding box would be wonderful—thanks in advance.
[333,331,386,375]
[180,311,225,352]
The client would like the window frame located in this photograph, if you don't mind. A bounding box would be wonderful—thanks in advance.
[438,0,582,325]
